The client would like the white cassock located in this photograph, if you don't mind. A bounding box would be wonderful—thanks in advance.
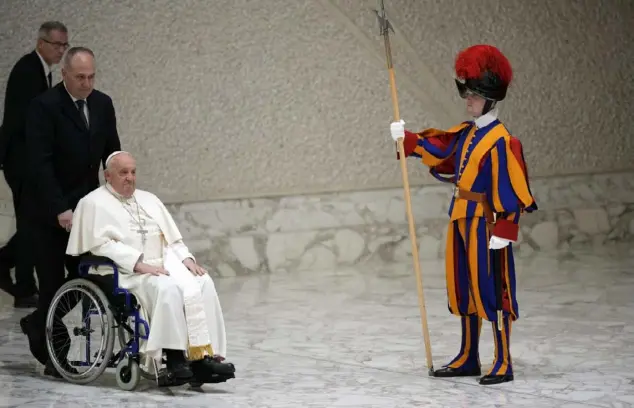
[66,183,227,365]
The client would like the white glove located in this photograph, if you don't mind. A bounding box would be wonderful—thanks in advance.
[489,236,511,250]
[390,120,405,141]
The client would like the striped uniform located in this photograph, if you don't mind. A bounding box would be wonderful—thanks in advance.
[400,112,537,376]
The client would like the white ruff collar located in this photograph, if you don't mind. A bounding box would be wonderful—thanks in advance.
[474,108,498,128]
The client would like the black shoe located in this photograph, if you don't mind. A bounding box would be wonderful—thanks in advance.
[434,366,481,377]
[479,374,514,385]
[164,350,194,380]
[43,358,79,378]
[168,362,194,380]
[14,293,38,308]
[191,356,236,377]
[20,315,48,365]
[158,373,192,387]
[190,356,236,384]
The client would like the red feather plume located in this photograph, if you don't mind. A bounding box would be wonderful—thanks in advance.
[454,44,513,86]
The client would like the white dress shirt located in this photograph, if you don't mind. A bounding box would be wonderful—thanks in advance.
[63,82,89,127]
[35,50,51,87]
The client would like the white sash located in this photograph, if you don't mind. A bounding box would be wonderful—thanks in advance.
[163,247,211,348]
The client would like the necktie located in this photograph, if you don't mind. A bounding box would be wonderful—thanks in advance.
[47,72,52,88]
[75,100,89,129]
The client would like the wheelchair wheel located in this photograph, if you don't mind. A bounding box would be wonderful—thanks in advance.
[45,278,116,384]
[116,356,140,391]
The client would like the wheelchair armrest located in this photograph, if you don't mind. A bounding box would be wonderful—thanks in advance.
[78,254,119,277]
[77,254,132,300]
[79,254,116,267]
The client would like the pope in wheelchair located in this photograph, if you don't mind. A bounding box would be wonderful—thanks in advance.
[49,151,235,390]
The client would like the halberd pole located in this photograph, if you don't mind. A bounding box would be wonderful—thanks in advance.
[374,0,434,376]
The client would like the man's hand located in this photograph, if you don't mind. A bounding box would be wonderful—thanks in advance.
[58,209,73,231]
[134,262,169,276]
[183,258,207,276]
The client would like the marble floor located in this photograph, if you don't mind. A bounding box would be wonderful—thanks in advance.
[1,244,633,408]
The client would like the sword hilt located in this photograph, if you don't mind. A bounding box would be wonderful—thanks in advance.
[497,310,504,331]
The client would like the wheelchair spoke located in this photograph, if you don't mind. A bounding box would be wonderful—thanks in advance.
[46,282,114,382]
[44,276,167,388]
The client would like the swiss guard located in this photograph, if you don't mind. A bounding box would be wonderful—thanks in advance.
[390,44,538,385]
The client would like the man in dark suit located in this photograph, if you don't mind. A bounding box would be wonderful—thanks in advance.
[19,46,122,376]
[0,21,69,308]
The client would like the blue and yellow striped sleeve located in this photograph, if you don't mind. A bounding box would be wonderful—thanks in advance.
[398,122,470,171]
[489,135,538,241]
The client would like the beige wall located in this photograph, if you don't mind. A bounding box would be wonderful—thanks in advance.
[0,0,632,204]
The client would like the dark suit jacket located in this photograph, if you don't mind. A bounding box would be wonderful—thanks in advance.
[0,50,50,178]
[22,82,121,226]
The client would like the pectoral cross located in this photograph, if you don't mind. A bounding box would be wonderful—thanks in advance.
[137,227,148,246]
[136,218,148,247]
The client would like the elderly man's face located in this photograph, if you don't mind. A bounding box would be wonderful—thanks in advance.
[105,154,136,198]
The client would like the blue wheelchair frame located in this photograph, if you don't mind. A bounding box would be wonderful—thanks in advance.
[64,255,233,388]
[76,255,150,369]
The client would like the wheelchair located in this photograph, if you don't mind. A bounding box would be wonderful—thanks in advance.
[44,255,234,391]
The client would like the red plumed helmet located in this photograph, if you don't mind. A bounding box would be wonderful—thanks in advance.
[454,44,513,101]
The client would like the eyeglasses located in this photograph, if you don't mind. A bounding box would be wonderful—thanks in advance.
[42,38,70,50]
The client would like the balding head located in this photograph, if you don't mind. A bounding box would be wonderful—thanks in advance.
[104,151,137,198]
[61,46,95,100]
